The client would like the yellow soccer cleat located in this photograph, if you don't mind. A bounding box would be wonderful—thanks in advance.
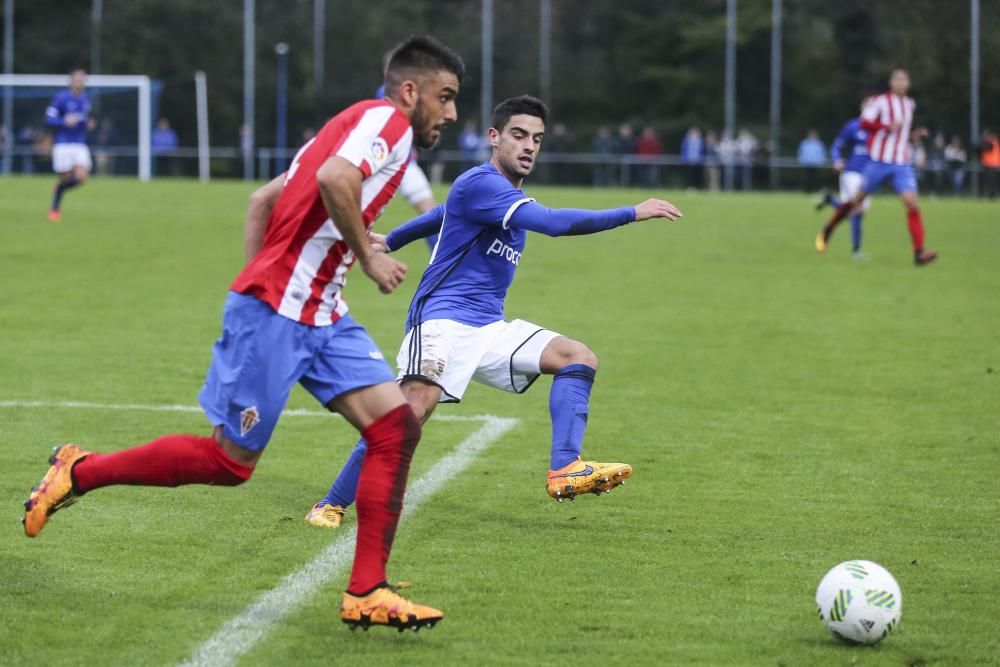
[23,444,92,537]
[546,458,633,502]
[340,586,443,632]
[304,502,346,528]
[815,232,828,253]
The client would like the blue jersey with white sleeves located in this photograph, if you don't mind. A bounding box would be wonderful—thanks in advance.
[389,162,635,331]
[45,90,92,145]
[830,118,869,174]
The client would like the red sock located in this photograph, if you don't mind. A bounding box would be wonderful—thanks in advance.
[72,434,254,494]
[347,404,421,595]
[907,208,925,251]
[823,202,853,239]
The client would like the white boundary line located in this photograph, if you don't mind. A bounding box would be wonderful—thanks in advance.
[180,415,519,667]
[0,399,493,423]
[0,398,518,667]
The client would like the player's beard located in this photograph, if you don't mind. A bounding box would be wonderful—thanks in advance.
[411,98,441,149]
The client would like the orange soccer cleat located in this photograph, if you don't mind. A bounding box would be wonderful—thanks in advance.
[23,444,91,537]
[340,586,443,632]
[546,458,632,502]
[304,502,346,528]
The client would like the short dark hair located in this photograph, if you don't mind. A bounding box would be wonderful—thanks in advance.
[384,35,465,96]
[490,95,548,133]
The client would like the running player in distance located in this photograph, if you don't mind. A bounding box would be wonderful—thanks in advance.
[24,36,464,633]
[816,97,872,259]
[305,95,682,530]
[45,68,95,222]
[817,69,937,266]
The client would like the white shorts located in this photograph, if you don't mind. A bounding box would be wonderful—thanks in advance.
[52,143,93,173]
[840,171,871,212]
[395,318,561,403]
[399,162,433,206]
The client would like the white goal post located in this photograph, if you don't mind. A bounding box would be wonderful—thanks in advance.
[0,74,152,181]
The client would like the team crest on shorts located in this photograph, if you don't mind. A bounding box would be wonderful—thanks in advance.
[366,137,389,170]
[240,406,261,436]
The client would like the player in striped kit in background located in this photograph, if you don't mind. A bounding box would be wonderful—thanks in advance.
[816,68,938,266]
[23,36,464,633]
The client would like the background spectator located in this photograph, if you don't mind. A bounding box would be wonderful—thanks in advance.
[704,130,720,192]
[980,130,1000,200]
[927,132,947,194]
[797,129,826,192]
[458,121,481,173]
[614,123,635,186]
[92,118,120,176]
[591,125,614,186]
[635,125,663,187]
[152,117,179,176]
[680,126,704,190]
[545,123,571,184]
[736,128,757,190]
[17,125,39,173]
[944,135,967,196]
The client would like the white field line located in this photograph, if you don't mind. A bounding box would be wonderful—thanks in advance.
[0,399,494,423]
[178,415,518,667]
[4,398,519,664]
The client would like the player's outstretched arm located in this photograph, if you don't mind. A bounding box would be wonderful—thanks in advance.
[508,198,681,237]
[632,198,684,221]
[317,156,406,294]
[384,204,445,252]
[244,174,285,261]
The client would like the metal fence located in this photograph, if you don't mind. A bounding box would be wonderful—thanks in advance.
[3,144,994,197]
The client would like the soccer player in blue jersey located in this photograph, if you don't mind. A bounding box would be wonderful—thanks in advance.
[45,68,94,222]
[305,95,682,528]
[816,97,871,259]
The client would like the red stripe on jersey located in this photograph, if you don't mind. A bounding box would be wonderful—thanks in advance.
[297,160,410,323]
[863,93,914,165]
[299,244,350,324]
[230,100,412,325]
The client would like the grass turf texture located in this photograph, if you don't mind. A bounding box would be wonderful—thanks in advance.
[1,176,997,666]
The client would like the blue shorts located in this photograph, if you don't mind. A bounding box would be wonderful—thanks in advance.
[198,291,395,451]
[862,162,917,195]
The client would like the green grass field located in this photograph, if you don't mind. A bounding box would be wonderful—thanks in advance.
[1,176,997,666]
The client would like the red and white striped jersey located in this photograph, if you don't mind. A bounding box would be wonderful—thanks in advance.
[860,93,916,165]
[232,100,413,326]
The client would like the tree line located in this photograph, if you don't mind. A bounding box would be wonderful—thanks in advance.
[8,0,999,156]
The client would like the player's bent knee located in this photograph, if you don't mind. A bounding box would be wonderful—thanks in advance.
[567,342,599,370]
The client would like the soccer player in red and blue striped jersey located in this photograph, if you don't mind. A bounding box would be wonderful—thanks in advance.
[23,36,465,632]
[817,69,937,266]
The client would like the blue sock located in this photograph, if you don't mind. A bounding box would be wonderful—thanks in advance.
[320,437,367,508]
[829,195,841,208]
[549,364,596,469]
[850,214,863,252]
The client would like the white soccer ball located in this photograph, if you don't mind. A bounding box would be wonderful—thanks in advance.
[816,560,902,645]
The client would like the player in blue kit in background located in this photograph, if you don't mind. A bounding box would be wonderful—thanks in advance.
[45,68,94,222]
[305,95,683,527]
[816,97,871,259]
